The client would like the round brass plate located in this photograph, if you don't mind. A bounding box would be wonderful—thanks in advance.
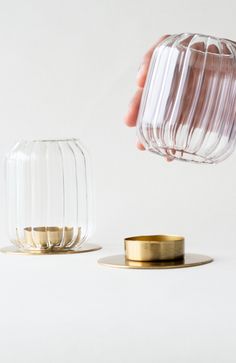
[0,243,102,255]
[98,254,213,269]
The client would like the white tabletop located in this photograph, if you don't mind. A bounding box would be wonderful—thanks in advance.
[0,0,236,361]
[0,242,235,363]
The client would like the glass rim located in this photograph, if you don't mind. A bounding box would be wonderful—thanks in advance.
[160,33,236,57]
[20,138,79,143]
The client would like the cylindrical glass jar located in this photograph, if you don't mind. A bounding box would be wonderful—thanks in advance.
[6,138,92,251]
[137,33,236,163]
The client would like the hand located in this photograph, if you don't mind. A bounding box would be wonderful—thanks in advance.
[124,34,229,158]
[124,35,170,150]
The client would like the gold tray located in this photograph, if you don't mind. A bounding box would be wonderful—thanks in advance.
[0,243,102,255]
[98,234,213,269]
[98,253,213,269]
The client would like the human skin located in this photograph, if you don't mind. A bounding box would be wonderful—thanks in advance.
[124,35,170,150]
[124,34,232,159]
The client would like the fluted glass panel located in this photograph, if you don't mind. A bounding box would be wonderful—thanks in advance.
[6,138,92,251]
[137,33,236,163]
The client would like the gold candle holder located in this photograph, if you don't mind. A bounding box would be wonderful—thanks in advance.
[23,226,81,248]
[1,226,101,255]
[125,235,184,261]
[4,139,101,255]
[98,234,213,269]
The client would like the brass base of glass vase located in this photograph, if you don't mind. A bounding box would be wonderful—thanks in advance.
[98,235,213,269]
[0,243,102,255]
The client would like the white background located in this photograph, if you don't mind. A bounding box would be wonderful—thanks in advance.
[0,0,236,362]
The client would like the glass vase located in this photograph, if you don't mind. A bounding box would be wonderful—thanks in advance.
[6,138,92,252]
[137,33,236,163]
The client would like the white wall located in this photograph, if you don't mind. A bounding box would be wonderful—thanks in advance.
[0,0,235,251]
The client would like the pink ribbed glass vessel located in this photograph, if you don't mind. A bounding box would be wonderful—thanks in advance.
[137,33,236,163]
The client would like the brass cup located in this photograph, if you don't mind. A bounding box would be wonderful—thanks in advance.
[23,226,81,248]
[124,235,184,262]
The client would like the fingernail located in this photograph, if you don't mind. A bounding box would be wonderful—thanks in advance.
[137,63,145,79]
[128,93,135,107]
[137,142,145,150]
[137,62,144,72]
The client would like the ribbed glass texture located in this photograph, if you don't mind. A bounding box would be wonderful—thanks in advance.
[6,138,92,251]
[137,33,236,163]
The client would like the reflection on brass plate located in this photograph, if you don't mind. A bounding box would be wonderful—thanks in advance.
[0,243,102,255]
[98,254,213,269]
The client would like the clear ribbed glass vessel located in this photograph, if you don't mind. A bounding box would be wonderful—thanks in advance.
[6,138,92,251]
[137,33,236,163]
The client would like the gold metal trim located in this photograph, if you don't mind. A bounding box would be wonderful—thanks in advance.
[18,226,81,249]
[98,254,213,269]
[125,235,184,261]
[0,243,102,255]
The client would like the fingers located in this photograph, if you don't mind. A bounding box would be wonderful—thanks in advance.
[124,34,171,154]
[137,34,170,88]
[124,88,143,127]
[208,44,220,54]
[166,155,175,162]
[136,141,145,150]
[124,35,170,129]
